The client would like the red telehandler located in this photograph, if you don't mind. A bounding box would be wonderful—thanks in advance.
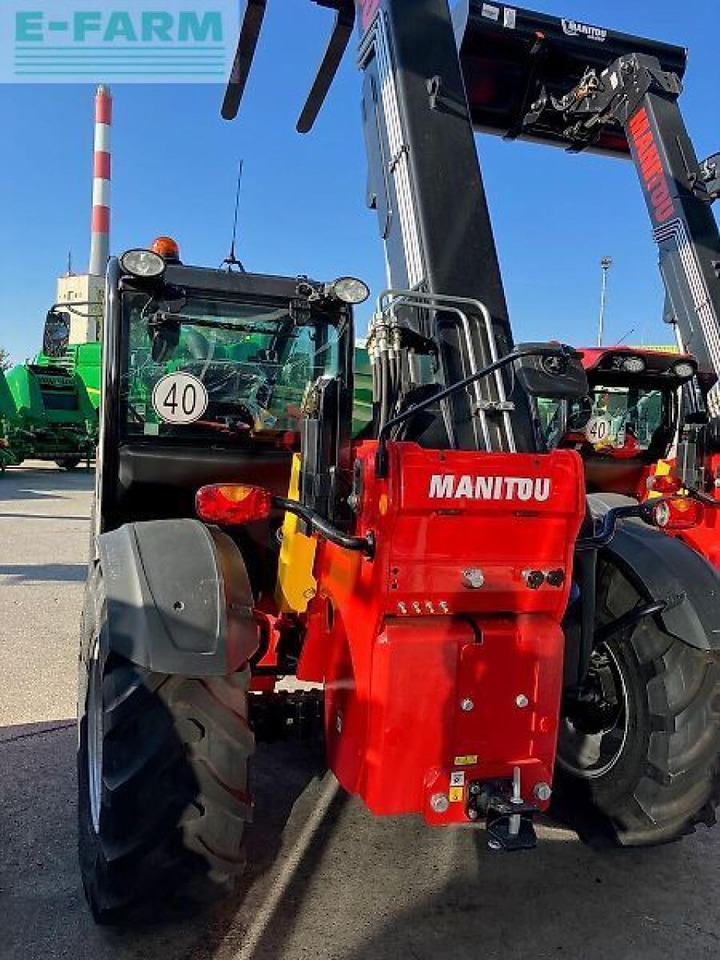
[460,5,720,568]
[78,1,720,922]
[542,344,719,566]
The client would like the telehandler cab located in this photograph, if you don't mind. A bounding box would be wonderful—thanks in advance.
[79,0,720,923]
[542,346,719,567]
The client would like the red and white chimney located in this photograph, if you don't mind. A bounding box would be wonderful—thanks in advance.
[89,84,112,277]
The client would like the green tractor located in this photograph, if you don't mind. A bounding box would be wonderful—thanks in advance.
[36,341,103,411]
[6,363,97,470]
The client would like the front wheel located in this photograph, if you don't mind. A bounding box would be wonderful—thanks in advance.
[78,632,254,922]
[555,561,720,846]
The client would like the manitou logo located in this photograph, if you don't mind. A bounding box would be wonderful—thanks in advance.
[358,0,380,30]
[628,108,676,224]
[561,19,607,42]
[428,475,552,502]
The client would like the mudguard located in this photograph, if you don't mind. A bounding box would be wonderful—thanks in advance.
[590,495,720,650]
[96,519,258,676]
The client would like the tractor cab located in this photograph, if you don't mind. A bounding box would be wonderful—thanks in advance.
[96,240,362,593]
[541,346,698,497]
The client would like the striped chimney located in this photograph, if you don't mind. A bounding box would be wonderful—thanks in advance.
[89,84,112,277]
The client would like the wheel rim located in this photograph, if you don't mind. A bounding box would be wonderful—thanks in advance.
[87,640,104,833]
[557,644,630,780]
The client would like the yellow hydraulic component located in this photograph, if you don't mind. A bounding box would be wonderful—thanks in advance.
[646,459,672,500]
[275,454,318,613]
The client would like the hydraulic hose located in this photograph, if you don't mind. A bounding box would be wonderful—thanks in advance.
[274,496,374,557]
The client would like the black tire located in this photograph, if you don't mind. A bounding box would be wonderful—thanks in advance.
[57,456,81,471]
[555,559,720,846]
[78,580,254,923]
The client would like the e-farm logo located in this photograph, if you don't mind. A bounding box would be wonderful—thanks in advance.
[2,1,238,83]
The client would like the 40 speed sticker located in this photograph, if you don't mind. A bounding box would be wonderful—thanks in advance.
[585,415,611,445]
[152,372,209,425]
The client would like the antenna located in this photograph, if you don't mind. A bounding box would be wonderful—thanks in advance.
[614,327,636,346]
[597,256,613,347]
[223,160,246,272]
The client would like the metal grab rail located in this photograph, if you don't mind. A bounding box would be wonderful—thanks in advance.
[373,343,574,476]
[369,289,517,453]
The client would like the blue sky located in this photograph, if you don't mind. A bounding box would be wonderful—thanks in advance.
[0,0,717,364]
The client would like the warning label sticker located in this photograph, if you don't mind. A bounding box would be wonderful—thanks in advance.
[453,755,479,767]
[450,771,466,787]
[449,787,465,803]
[481,3,500,21]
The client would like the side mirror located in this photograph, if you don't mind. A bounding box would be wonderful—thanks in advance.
[43,310,71,357]
[150,316,180,363]
[514,343,589,399]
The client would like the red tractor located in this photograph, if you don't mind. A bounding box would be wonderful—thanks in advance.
[78,0,720,923]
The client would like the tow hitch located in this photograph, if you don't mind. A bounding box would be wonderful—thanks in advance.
[468,767,540,852]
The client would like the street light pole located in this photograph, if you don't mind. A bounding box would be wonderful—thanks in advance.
[597,256,613,347]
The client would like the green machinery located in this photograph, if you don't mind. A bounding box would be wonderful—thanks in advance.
[2,362,97,470]
[36,341,102,410]
[0,370,25,472]
[352,341,373,435]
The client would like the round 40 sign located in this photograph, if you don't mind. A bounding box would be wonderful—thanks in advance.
[585,415,611,445]
[152,372,209,425]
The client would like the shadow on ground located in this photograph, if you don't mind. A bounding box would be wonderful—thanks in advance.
[0,486,69,502]
[0,466,94,502]
[0,513,90,521]
[0,719,330,960]
[3,721,720,960]
[0,563,87,583]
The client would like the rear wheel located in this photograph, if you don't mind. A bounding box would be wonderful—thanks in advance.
[555,561,720,846]
[78,629,254,922]
[57,456,81,471]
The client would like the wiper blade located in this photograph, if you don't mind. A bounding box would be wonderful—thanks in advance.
[151,311,290,337]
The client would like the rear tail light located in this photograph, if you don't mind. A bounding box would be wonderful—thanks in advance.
[196,484,273,524]
[653,497,705,531]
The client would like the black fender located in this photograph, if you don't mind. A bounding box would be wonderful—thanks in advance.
[94,519,259,676]
[589,494,720,651]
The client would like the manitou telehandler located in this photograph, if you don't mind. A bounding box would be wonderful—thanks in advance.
[542,345,719,565]
[78,1,720,922]
[460,4,720,567]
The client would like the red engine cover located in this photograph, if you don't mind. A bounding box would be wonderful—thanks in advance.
[298,442,586,822]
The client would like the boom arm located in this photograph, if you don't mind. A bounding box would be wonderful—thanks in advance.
[545,54,720,416]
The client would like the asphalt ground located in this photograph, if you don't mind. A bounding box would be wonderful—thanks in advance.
[2,462,720,960]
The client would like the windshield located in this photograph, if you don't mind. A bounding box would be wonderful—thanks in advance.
[120,291,340,447]
[541,383,676,456]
